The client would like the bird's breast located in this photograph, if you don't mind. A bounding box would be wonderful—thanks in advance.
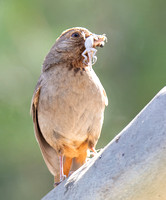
[38,65,106,150]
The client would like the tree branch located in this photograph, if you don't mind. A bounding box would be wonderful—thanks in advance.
[42,87,166,200]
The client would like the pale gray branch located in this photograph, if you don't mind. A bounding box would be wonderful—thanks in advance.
[42,87,166,200]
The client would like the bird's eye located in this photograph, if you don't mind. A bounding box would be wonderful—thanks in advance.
[71,32,80,38]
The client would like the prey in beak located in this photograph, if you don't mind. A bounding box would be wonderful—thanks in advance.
[93,34,107,48]
[82,34,107,66]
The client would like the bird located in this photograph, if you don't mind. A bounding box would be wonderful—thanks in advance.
[31,27,108,185]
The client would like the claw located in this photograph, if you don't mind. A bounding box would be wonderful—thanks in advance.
[54,181,61,187]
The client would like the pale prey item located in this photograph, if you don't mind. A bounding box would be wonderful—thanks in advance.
[82,34,107,66]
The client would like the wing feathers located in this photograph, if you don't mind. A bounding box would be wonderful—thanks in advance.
[31,87,60,180]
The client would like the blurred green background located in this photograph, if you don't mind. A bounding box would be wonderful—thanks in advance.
[0,0,165,199]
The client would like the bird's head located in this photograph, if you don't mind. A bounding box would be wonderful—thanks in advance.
[43,27,107,71]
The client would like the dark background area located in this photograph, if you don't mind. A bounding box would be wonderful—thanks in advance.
[0,0,166,199]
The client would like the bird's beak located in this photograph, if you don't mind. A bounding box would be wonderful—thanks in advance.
[93,34,107,48]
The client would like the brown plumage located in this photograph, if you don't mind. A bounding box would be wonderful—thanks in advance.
[31,27,108,185]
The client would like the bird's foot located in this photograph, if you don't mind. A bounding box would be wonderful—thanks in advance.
[60,174,66,182]
[54,181,61,187]
[54,174,66,187]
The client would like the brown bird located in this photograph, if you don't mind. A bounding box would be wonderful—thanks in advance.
[31,27,108,185]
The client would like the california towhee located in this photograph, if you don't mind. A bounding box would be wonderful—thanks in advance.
[31,27,108,185]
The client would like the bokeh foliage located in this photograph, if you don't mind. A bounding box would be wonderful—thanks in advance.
[0,0,166,199]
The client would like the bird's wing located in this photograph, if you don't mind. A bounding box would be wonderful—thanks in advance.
[30,80,60,181]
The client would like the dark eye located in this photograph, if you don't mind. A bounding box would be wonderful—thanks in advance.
[71,32,80,38]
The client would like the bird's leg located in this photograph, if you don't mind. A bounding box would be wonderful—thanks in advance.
[59,155,66,182]
[54,155,66,187]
